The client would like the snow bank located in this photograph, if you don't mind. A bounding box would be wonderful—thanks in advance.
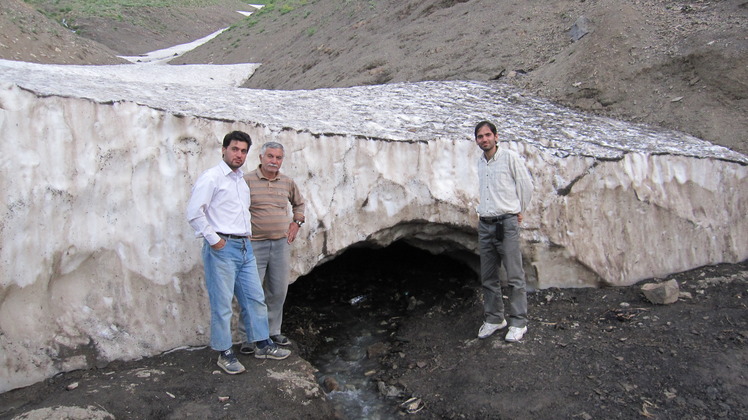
[0,59,745,392]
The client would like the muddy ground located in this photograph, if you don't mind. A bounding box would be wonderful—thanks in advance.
[1,244,746,419]
[0,1,746,419]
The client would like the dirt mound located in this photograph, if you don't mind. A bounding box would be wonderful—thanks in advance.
[0,0,250,63]
[0,0,124,64]
[66,2,252,56]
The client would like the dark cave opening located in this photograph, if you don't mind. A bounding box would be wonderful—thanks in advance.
[284,240,478,356]
[283,240,478,418]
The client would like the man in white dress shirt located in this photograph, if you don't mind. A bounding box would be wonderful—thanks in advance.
[186,131,290,374]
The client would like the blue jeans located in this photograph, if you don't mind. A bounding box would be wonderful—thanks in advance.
[202,237,269,351]
[478,215,527,327]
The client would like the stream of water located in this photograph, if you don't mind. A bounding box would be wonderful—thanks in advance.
[284,242,477,419]
[312,299,400,419]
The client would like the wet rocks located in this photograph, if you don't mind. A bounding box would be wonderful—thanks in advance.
[366,342,389,359]
[376,380,403,398]
[321,376,340,393]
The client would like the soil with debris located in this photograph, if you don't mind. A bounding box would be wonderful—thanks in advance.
[0,1,746,419]
[1,244,746,419]
[284,244,748,419]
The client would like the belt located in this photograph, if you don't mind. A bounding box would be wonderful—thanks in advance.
[479,214,516,223]
[216,232,248,240]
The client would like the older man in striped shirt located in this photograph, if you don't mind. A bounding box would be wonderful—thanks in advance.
[239,141,306,354]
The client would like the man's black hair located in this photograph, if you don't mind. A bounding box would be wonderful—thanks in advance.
[474,121,497,138]
[222,131,252,149]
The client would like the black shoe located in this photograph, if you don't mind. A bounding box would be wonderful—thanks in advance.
[239,341,255,355]
[271,334,291,346]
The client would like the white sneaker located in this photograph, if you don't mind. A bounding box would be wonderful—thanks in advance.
[478,320,507,338]
[505,326,527,342]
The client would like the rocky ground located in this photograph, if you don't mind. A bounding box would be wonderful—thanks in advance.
[0,1,746,419]
[285,244,748,419]
[1,244,746,419]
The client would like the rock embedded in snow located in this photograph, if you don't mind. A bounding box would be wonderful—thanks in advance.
[0,59,746,393]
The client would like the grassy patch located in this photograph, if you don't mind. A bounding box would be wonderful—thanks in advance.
[24,0,233,17]
[22,0,252,29]
[242,0,310,23]
[22,0,310,39]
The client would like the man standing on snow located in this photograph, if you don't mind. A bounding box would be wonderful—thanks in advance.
[238,141,305,355]
[474,121,534,342]
[186,131,291,375]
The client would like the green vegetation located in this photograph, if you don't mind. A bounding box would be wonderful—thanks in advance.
[243,0,309,22]
[21,0,308,32]
[22,0,254,30]
[20,0,307,40]
[23,0,235,18]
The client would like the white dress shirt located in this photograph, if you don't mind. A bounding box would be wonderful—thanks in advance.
[186,160,251,246]
[477,147,533,217]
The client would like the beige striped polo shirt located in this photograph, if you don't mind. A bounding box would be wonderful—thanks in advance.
[245,166,306,241]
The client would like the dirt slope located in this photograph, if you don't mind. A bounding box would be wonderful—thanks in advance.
[174,0,748,155]
[60,0,253,56]
[0,0,251,63]
[4,0,746,153]
[0,0,125,64]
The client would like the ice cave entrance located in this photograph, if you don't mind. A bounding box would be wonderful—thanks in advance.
[284,240,478,418]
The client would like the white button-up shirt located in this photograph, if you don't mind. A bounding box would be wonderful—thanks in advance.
[186,160,251,245]
[477,147,533,217]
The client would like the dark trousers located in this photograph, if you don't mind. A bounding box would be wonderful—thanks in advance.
[478,216,527,327]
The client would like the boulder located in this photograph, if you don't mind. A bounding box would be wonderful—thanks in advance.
[641,279,680,305]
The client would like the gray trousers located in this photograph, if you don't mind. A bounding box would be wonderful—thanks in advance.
[478,216,527,327]
[239,238,290,338]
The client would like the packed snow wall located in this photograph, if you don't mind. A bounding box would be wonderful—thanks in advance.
[1,60,746,392]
